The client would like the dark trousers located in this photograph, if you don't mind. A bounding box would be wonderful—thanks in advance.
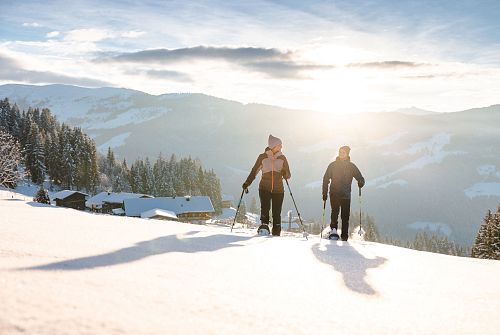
[330,196,351,240]
[259,190,284,236]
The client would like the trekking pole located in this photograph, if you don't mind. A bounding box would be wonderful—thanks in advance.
[358,187,364,236]
[321,200,326,240]
[284,179,308,240]
[231,188,248,232]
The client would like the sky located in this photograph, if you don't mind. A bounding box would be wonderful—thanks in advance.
[1,0,500,114]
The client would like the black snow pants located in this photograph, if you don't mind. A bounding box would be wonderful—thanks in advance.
[259,189,284,236]
[330,196,351,240]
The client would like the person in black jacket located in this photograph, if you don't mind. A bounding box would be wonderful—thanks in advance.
[322,145,365,241]
[243,134,291,236]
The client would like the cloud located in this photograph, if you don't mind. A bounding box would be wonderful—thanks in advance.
[244,61,335,79]
[65,28,113,43]
[347,61,429,68]
[98,46,332,79]
[0,54,111,87]
[126,68,193,82]
[121,31,146,39]
[101,46,292,63]
[22,22,42,28]
[46,31,60,38]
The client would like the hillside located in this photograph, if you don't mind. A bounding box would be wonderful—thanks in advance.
[1,190,500,334]
[1,84,500,246]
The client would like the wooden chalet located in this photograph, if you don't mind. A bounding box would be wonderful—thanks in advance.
[51,190,88,210]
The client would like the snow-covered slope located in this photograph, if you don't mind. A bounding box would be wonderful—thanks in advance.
[1,192,499,335]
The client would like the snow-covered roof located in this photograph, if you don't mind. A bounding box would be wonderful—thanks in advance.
[85,191,111,208]
[124,196,215,217]
[140,208,178,220]
[86,192,152,207]
[103,192,152,204]
[51,190,88,201]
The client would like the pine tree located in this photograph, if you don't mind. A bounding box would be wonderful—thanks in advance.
[25,123,46,184]
[363,215,380,242]
[0,129,21,188]
[34,186,50,204]
[472,210,493,259]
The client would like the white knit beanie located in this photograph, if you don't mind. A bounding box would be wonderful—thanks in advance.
[268,134,282,149]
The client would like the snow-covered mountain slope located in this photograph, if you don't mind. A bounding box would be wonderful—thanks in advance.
[1,192,499,335]
[2,84,500,246]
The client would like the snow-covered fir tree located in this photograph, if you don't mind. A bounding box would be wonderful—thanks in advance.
[0,99,98,192]
[24,123,46,184]
[33,185,50,204]
[0,129,21,188]
[472,207,500,260]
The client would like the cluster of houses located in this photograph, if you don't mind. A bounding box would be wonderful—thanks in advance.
[50,190,216,223]
[49,190,304,231]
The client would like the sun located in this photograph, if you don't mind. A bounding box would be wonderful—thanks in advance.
[307,67,373,115]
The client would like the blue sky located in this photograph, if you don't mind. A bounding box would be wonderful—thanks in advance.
[1,0,499,113]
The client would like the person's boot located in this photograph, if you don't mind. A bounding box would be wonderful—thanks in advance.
[272,224,281,236]
[328,228,340,240]
[257,224,270,236]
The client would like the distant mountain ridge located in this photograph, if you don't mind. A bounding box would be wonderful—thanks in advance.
[2,83,500,246]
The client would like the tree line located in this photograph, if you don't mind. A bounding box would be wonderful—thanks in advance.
[102,148,223,214]
[0,98,223,213]
[358,213,470,257]
[0,98,98,190]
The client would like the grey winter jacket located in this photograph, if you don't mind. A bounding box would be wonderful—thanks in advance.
[244,147,291,193]
[322,157,365,199]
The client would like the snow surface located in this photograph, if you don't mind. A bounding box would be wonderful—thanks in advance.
[1,191,500,335]
[85,107,168,130]
[464,182,500,198]
[376,179,408,189]
[477,165,497,176]
[372,131,408,146]
[97,132,131,153]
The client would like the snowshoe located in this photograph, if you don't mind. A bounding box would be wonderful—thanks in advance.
[327,228,340,240]
[257,224,271,236]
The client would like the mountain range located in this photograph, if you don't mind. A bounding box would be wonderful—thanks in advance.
[2,83,500,246]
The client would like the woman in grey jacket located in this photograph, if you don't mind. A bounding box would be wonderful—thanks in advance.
[243,134,291,236]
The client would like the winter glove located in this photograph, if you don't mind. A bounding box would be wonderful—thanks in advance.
[242,182,250,190]
[358,180,365,188]
[322,194,327,202]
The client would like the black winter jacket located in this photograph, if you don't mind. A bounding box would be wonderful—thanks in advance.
[322,157,365,199]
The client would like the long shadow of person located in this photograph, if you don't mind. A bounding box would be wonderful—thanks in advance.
[24,231,251,271]
[312,242,387,295]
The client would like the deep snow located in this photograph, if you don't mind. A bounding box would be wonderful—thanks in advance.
[1,190,500,335]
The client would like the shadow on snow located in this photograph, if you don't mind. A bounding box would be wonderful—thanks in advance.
[312,242,387,295]
[24,231,251,271]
